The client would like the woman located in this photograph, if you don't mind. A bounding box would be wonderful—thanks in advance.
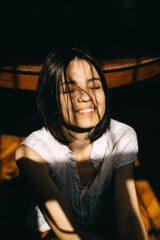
[16,48,148,240]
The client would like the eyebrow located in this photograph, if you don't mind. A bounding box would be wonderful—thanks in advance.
[61,77,101,86]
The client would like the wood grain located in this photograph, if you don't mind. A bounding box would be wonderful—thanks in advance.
[0,57,160,90]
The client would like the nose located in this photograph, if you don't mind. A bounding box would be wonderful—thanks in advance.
[77,89,91,103]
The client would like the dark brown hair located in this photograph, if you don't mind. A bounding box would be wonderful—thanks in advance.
[36,47,110,145]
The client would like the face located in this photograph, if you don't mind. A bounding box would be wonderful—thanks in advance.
[60,59,106,129]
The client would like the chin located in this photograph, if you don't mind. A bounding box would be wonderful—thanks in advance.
[77,121,99,129]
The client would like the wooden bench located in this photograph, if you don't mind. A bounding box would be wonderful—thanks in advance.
[0,56,160,90]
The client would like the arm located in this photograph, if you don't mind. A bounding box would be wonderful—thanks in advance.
[114,162,149,240]
[15,145,105,240]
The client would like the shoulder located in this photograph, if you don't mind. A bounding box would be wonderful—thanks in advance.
[21,127,57,146]
[106,119,138,145]
[15,127,51,162]
[15,144,44,163]
[21,127,62,153]
[109,119,137,136]
[93,119,138,152]
[103,119,138,157]
[16,127,64,164]
[105,119,138,169]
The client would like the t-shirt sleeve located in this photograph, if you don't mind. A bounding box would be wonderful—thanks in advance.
[112,130,138,170]
[20,130,57,172]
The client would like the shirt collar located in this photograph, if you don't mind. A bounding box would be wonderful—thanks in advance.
[61,144,73,156]
[60,131,107,162]
[90,132,107,162]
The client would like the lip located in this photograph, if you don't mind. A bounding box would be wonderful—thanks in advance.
[75,106,95,113]
[75,107,96,115]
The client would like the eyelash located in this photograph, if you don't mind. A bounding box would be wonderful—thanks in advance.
[63,87,101,94]
[63,90,74,94]
[90,87,101,90]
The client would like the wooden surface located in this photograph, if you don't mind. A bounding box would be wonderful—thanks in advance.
[0,134,160,240]
[0,57,160,90]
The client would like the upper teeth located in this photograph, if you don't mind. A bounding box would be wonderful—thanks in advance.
[78,108,95,113]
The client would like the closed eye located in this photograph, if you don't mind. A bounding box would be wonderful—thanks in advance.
[90,87,101,90]
[63,89,75,94]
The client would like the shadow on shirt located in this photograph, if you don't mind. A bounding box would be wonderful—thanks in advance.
[14,155,150,240]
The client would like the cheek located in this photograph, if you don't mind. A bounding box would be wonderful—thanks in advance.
[96,92,106,117]
[96,91,106,106]
[60,95,65,111]
[60,94,73,116]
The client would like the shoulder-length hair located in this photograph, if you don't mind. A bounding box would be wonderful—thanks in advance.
[36,47,110,145]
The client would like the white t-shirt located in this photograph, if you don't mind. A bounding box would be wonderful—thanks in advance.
[21,119,138,239]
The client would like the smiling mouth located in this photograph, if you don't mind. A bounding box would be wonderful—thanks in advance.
[76,108,95,114]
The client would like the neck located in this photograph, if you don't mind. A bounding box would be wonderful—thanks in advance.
[68,132,92,155]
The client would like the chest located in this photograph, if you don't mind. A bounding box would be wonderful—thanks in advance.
[76,160,96,186]
[73,143,97,187]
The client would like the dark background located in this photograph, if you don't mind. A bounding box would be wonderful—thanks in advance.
[1,0,160,63]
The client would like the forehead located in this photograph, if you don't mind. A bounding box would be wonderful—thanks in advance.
[65,59,99,81]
